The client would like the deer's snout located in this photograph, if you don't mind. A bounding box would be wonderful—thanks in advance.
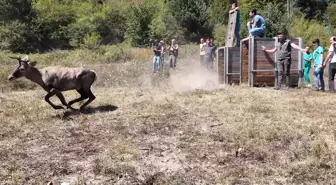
[8,75,15,81]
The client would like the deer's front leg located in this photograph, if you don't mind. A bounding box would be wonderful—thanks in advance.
[55,92,76,110]
[45,88,64,110]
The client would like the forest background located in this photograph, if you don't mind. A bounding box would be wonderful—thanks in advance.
[1,0,336,53]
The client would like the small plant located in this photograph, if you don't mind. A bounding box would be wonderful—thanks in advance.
[81,32,102,50]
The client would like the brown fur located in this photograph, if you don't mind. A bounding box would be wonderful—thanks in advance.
[8,55,97,110]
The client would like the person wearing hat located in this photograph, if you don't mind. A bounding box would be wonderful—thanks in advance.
[310,38,325,91]
[261,30,306,89]
[323,36,336,92]
[167,39,179,68]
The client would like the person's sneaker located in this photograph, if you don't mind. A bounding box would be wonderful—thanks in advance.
[274,87,280,90]
[306,84,312,88]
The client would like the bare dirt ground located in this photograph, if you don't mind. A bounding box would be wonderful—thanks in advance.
[1,57,336,185]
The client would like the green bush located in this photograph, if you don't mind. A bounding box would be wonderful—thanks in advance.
[213,24,227,46]
[289,15,331,48]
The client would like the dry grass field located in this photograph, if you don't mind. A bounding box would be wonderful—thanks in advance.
[1,47,336,185]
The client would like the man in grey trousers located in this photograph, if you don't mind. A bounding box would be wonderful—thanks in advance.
[167,39,179,68]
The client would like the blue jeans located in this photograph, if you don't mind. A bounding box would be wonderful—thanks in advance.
[153,56,160,73]
[235,23,240,47]
[248,25,266,37]
[159,56,164,70]
[313,67,325,90]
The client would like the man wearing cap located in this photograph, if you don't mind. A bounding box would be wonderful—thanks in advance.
[323,36,336,92]
[261,30,306,89]
[167,39,179,68]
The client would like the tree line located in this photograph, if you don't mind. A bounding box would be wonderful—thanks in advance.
[0,0,335,53]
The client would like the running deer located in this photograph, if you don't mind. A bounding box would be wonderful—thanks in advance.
[8,55,97,110]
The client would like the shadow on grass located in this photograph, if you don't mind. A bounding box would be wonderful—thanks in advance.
[55,104,118,120]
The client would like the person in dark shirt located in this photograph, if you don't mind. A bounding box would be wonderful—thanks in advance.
[152,40,163,74]
[159,40,165,71]
[167,39,179,68]
[261,30,306,89]
[203,39,216,71]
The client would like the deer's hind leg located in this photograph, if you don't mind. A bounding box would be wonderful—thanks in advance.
[68,89,88,107]
[79,88,96,110]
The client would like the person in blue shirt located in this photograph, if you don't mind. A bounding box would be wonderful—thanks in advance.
[311,39,325,91]
[247,9,266,37]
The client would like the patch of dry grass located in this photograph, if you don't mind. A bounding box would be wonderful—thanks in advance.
[1,49,336,184]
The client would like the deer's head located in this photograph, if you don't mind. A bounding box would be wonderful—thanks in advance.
[8,55,37,81]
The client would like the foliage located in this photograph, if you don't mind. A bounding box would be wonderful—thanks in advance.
[260,2,289,37]
[0,0,335,52]
[213,24,227,46]
[168,0,212,42]
[288,16,331,48]
[326,3,336,36]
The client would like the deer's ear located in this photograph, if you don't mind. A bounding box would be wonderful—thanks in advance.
[28,61,37,66]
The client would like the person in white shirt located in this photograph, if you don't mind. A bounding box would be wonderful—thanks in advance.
[323,36,336,92]
[199,38,206,67]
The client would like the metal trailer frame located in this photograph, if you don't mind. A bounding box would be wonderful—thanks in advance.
[247,36,303,87]
[216,36,304,87]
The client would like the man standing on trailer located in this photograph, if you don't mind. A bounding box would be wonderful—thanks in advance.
[261,30,306,90]
[247,9,266,37]
[229,2,240,47]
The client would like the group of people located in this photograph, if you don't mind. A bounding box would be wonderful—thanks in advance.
[152,39,179,74]
[199,38,217,70]
[262,30,336,92]
[229,2,336,92]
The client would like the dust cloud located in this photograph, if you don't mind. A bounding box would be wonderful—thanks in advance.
[169,59,219,93]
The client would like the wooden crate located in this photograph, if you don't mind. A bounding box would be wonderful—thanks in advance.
[217,47,225,84]
[225,47,240,84]
[217,46,241,85]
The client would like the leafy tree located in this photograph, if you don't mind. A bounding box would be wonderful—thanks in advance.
[289,15,331,48]
[260,2,289,37]
[295,0,328,21]
[168,0,212,41]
